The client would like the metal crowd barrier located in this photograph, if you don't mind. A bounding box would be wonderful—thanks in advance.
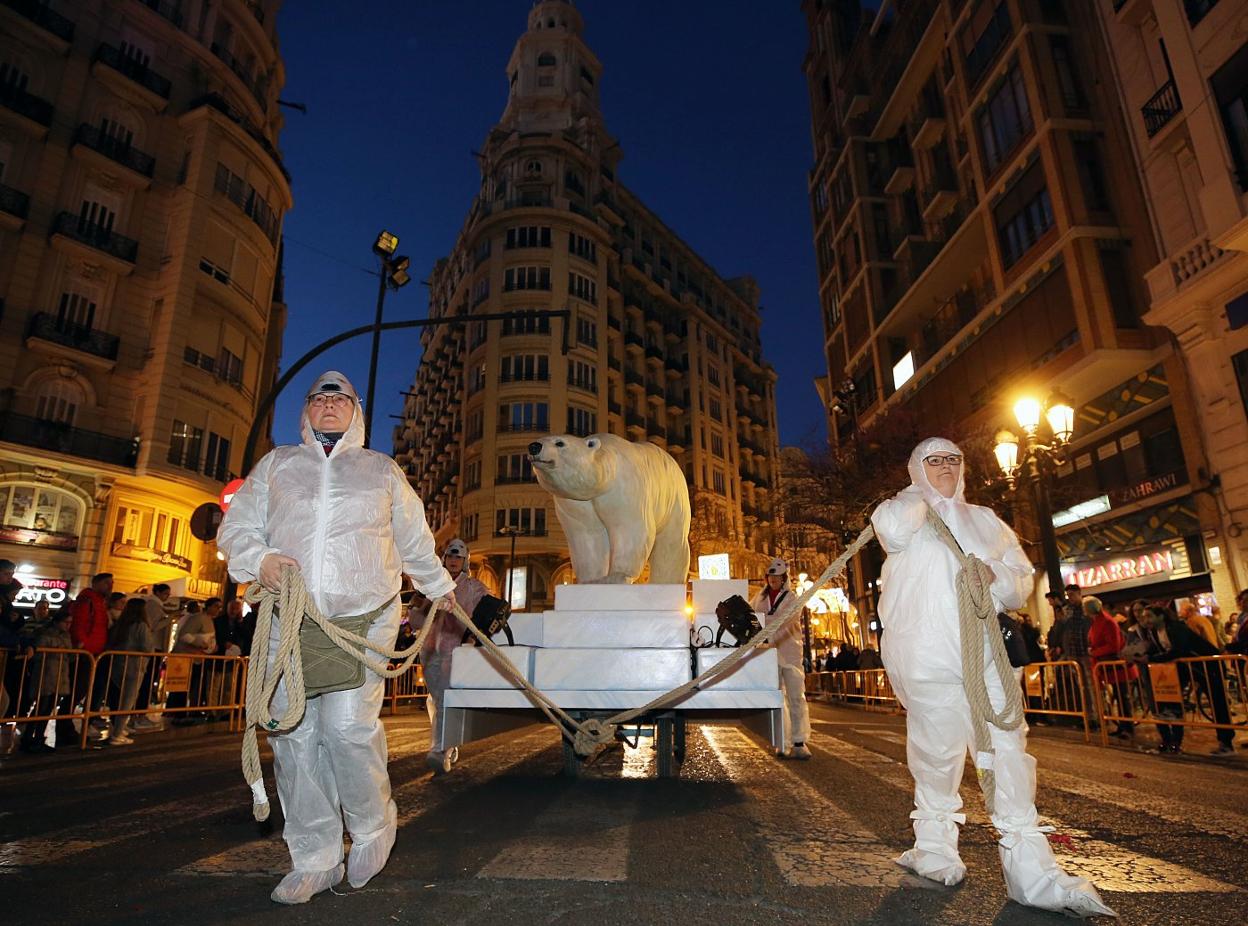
[0,646,95,748]
[809,669,901,713]
[1092,654,1248,748]
[385,663,426,715]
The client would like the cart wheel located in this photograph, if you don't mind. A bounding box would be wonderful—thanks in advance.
[674,716,687,763]
[656,718,674,778]
[562,737,582,777]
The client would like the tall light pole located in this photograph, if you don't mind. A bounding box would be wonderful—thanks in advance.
[497,525,526,608]
[364,230,411,449]
[993,390,1076,597]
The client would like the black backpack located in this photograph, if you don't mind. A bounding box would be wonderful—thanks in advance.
[715,595,761,648]
[463,595,514,646]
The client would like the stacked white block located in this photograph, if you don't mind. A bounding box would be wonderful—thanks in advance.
[690,579,749,613]
[503,611,544,647]
[533,647,692,691]
[541,611,689,648]
[554,583,686,612]
[695,647,780,690]
[448,645,535,689]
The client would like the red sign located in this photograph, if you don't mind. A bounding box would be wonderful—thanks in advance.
[1064,549,1174,591]
[219,478,246,512]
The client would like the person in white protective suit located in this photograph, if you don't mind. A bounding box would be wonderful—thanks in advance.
[751,557,811,760]
[415,538,488,774]
[870,438,1114,917]
[217,371,457,905]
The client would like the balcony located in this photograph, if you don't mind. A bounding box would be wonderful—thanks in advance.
[0,412,137,468]
[567,376,597,394]
[625,412,646,429]
[666,390,686,414]
[92,43,172,109]
[647,424,667,439]
[624,330,644,352]
[50,213,139,273]
[607,355,621,371]
[1142,79,1182,139]
[72,124,155,185]
[964,2,1012,89]
[0,182,30,231]
[137,0,183,27]
[920,165,959,222]
[497,422,550,434]
[0,0,74,49]
[211,41,267,108]
[884,142,915,195]
[645,378,665,400]
[26,312,120,368]
[644,342,664,361]
[908,94,946,150]
[624,368,644,387]
[595,191,625,225]
[607,313,622,330]
[607,399,622,415]
[0,80,53,137]
[187,94,290,182]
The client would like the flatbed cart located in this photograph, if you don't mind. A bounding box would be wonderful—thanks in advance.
[439,688,785,779]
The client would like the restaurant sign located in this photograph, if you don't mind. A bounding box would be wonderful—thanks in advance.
[110,541,193,573]
[12,577,71,610]
[1062,547,1174,592]
[1108,470,1184,508]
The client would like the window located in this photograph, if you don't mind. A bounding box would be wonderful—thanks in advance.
[168,419,204,471]
[464,458,482,491]
[506,226,551,249]
[112,502,186,560]
[1100,246,1138,329]
[203,431,231,480]
[978,64,1032,175]
[567,406,596,437]
[474,238,491,266]
[707,364,720,387]
[495,507,547,537]
[1213,43,1248,190]
[1050,37,1085,113]
[33,378,84,426]
[218,347,242,386]
[705,332,719,352]
[1234,349,1248,422]
[712,470,726,494]
[537,52,556,67]
[500,402,549,432]
[465,410,484,443]
[57,290,97,331]
[568,359,597,392]
[214,164,280,243]
[472,275,490,306]
[496,453,534,484]
[569,272,597,304]
[710,432,724,458]
[501,312,551,336]
[462,512,479,542]
[994,161,1054,268]
[709,397,722,422]
[500,354,549,382]
[467,362,487,396]
[1074,137,1111,212]
[0,484,82,537]
[569,232,597,263]
[576,315,597,348]
[504,266,551,291]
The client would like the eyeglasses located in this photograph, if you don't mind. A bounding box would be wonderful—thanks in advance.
[307,394,353,408]
[923,454,963,466]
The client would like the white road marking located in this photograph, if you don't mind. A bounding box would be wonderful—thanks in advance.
[702,726,909,888]
[815,729,1241,894]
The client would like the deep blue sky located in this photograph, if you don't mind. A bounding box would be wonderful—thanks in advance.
[269,0,827,453]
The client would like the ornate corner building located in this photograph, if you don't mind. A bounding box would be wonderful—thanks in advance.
[394,0,782,608]
[802,0,1237,626]
[0,0,290,604]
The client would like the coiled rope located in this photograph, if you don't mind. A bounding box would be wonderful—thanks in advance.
[925,508,1025,814]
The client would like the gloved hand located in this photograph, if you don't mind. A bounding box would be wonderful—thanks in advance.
[435,591,458,613]
[259,553,300,591]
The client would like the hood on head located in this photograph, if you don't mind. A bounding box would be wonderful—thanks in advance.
[907,436,966,506]
[300,370,365,451]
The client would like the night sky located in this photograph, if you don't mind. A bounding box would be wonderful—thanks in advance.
[269,0,827,455]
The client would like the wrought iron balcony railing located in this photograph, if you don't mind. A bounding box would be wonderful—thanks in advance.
[0,79,53,126]
[74,123,156,177]
[0,412,137,467]
[0,182,30,220]
[1142,79,1182,138]
[2,0,74,41]
[52,212,139,263]
[27,312,120,361]
[94,43,172,99]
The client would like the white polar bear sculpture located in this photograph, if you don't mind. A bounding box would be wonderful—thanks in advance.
[528,433,691,584]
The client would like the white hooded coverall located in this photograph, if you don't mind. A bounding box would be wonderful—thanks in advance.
[750,584,810,750]
[218,372,455,876]
[418,566,487,759]
[870,438,1112,916]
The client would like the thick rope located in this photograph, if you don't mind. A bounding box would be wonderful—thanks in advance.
[240,570,439,822]
[924,509,1025,815]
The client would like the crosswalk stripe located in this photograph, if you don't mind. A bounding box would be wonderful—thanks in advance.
[814,728,1240,894]
[702,726,909,888]
[180,726,555,877]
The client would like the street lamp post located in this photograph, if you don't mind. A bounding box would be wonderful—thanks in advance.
[364,230,412,449]
[993,390,1076,597]
[497,525,526,608]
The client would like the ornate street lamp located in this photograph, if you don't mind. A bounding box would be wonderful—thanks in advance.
[993,389,1075,596]
[364,229,412,449]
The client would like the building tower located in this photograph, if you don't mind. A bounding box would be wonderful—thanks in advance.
[0,0,291,604]
[802,0,1232,626]
[395,0,781,609]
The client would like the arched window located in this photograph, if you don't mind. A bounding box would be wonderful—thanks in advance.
[33,377,85,425]
[0,483,84,536]
[537,52,556,67]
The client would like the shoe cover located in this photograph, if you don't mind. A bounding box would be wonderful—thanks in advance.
[896,810,967,886]
[347,819,397,889]
[270,864,344,904]
[791,743,812,760]
[425,750,452,775]
[447,746,459,765]
[998,828,1117,918]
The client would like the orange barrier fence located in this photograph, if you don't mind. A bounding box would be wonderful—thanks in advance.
[808,669,901,713]
[1092,654,1248,748]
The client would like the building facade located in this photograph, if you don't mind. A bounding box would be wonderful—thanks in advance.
[0,0,290,609]
[802,0,1235,626]
[394,0,781,609]
[1094,0,1248,603]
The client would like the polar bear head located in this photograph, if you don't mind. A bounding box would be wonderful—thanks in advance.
[527,434,617,501]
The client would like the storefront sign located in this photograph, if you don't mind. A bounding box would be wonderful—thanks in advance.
[12,577,70,610]
[0,526,78,551]
[110,541,192,573]
[1109,471,1184,508]
[1063,548,1174,592]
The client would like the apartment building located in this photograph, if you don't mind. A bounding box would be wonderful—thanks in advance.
[803,0,1235,623]
[0,0,289,604]
[394,0,781,609]
[1095,0,1248,602]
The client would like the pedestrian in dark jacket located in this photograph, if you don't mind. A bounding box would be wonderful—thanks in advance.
[20,608,76,753]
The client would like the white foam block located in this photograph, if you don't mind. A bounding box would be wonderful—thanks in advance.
[691,579,749,613]
[554,583,687,612]
[695,647,780,691]
[448,645,534,689]
[505,612,543,647]
[532,648,692,690]
[541,611,690,648]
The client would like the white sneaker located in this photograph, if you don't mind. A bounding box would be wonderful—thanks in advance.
[109,733,135,746]
[791,743,812,760]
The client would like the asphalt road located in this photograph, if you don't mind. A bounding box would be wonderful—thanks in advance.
[2,701,1245,926]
